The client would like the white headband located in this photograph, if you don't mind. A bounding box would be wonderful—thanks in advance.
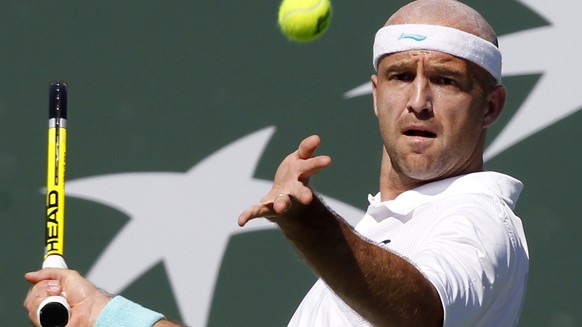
[373,24,502,83]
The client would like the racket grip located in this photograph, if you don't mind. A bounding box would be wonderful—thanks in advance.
[38,255,71,327]
[38,296,70,327]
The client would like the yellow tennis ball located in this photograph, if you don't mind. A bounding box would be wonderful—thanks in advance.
[278,0,332,42]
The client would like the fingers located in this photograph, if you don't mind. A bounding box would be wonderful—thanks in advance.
[239,135,330,226]
[238,188,312,227]
[238,203,274,226]
[24,269,68,326]
[297,135,321,159]
[24,268,92,305]
[295,135,331,180]
[24,280,63,303]
[237,193,297,226]
[23,280,63,327]
[273,193,292,213]
[24,270,44,283]
[25,268,69,284]
[24,268,111,327]
[296,136,332,178]
[297,155,332,181]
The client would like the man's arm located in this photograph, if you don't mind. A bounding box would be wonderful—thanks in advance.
[279,195,442,326]
[239,135,443,326]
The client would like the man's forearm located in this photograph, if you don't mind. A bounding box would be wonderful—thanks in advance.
[277,195,443,326]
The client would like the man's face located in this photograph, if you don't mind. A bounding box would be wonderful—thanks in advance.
[372,50,494,182]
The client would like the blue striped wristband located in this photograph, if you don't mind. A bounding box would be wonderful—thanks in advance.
[95,295,165,327]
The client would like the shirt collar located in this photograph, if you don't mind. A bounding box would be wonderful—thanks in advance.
[366,171,523,222]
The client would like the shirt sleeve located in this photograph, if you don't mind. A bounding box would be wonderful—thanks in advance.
[411,203,516,327]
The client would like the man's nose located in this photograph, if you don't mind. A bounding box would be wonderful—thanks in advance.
[406,76,433,115]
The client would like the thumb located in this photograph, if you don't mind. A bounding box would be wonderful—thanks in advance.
[45,280,63,296]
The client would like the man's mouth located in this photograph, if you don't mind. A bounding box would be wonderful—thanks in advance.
[403,129,436,138]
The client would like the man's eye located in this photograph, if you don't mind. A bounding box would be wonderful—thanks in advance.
[394,73,413,81]
[434,77,455,85]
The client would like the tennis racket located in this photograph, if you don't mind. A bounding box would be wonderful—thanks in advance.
[38,81,71,327]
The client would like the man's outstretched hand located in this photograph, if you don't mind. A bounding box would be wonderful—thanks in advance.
[238,135,331,226]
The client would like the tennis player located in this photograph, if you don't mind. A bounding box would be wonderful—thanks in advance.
[25,1,528,326]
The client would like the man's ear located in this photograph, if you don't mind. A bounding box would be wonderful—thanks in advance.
[483,85,506,128]
[372,74,379,117]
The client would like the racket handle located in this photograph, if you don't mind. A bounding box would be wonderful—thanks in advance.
[38,255,71,327]
[38,296,70,327]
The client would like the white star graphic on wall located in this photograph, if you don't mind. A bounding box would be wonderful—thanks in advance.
[484,0,582,159]
[65,126,365,327]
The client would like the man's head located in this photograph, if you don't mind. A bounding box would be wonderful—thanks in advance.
[386,0,497,43]
[377,0,500,86]
[371,0,506,197]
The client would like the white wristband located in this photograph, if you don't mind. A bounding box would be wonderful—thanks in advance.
[95,295,165,327]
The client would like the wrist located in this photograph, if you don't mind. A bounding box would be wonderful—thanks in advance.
[88,290,112,326]
[94,295,165,327]
[277,194,336,236]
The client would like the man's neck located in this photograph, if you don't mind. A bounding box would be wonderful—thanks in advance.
[378,159,484,202]
[379,170,425,201]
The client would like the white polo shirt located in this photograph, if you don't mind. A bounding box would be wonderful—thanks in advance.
[288,171,529,327]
